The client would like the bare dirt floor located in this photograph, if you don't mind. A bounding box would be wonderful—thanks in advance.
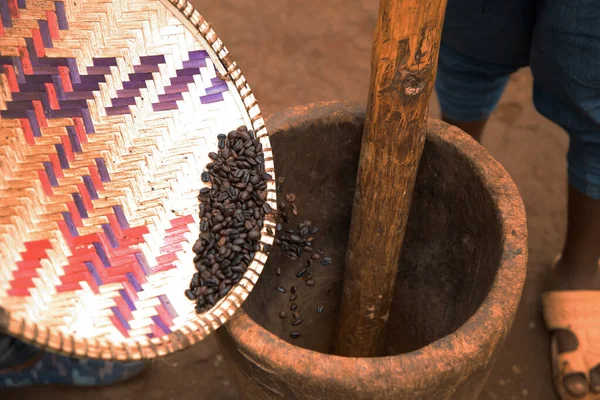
[2,1,569,399]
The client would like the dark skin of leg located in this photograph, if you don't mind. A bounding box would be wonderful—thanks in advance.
[443,114,600,397]
[442,115,487,143]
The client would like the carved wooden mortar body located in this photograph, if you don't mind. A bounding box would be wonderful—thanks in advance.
[216,101,528,400]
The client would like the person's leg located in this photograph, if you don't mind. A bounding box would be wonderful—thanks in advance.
[437,0,534,141]
[435,44,521,142]
[531,0,600,397]
[439,116,487,143]
[557,185,600,283]
[0,332,147,388]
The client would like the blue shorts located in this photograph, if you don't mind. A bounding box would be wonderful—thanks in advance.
[435,0,600,199]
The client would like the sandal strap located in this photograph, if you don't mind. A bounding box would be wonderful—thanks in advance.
[543,291,600,329]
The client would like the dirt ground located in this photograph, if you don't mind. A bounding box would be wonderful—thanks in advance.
[2,1,569,399]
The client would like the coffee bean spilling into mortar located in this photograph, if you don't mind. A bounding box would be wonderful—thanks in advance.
[296,269,307,278]
[269,176,334,340]
[187,125,274,314]
[285,193,296,203]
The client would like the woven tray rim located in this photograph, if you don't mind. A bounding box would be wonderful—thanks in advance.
[0,0,276,360]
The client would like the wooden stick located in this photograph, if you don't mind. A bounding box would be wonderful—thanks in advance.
[335,0,447,357]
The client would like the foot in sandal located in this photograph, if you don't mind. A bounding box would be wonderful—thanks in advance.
[543,193,600,400]
[542,255,600,400]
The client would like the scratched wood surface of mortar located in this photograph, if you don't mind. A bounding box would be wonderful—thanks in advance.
[336,0,448,357]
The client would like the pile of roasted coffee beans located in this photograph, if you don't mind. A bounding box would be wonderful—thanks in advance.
[186,126,273,314]
[271,177,331,339]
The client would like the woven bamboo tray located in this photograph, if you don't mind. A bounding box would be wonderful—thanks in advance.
[0,0,276,360]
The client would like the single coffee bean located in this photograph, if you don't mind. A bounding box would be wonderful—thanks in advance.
[192,239,203,253]
[311,253,321,260]
[290,203,298,216]
[279,311,287,319]
[276,268,282,276]
[205,278,218,287]
[201,271,212,280]
[292,318,303,326]
[290,332,301,339]
[317,305,324,313]
[201,171,210,182]
[290,286,297,294]
[248,229,261,240]
[321,257,332,266]
[276,286,287,293]
[305,280,315,286]
[285,193,296,203]
[296,269,307,278]
[290,234,302,243]
[289,295,298,302]
[292,311,300,320]
[206,294,216,306]
[290,303,298,311]
[196,305,206,313]
[279,211,290,224]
